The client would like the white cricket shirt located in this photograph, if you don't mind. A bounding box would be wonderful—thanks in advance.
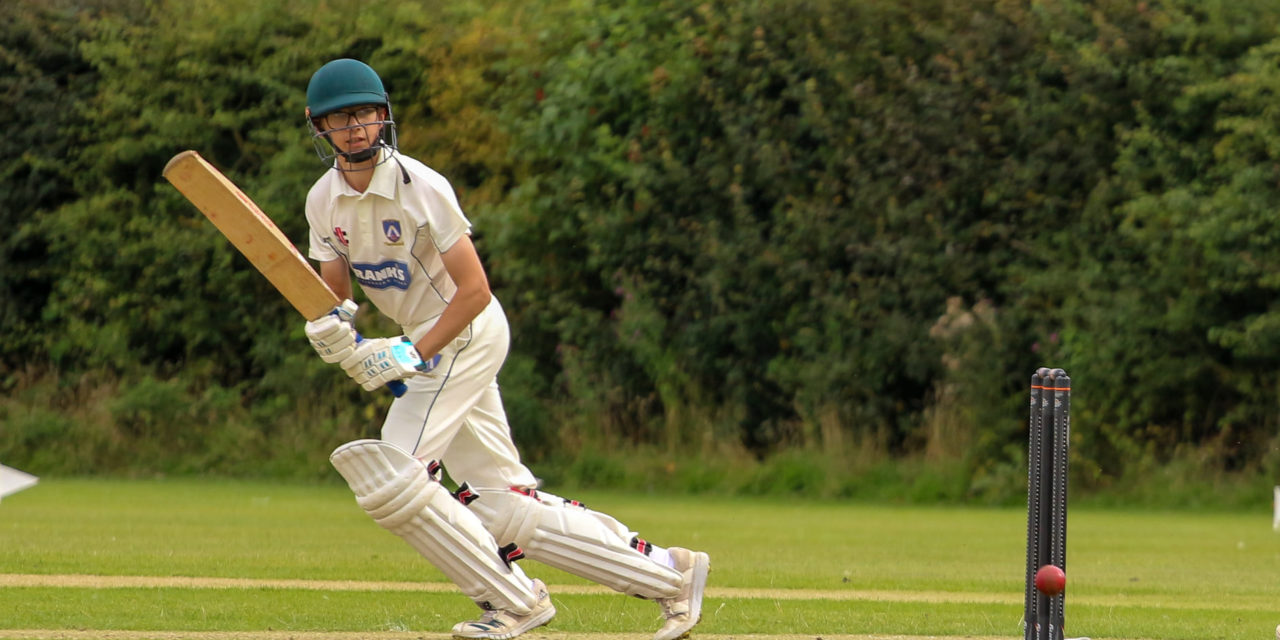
[306,149,473,341]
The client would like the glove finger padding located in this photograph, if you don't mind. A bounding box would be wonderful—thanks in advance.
[341,336,438,391]
[305,315,357,363]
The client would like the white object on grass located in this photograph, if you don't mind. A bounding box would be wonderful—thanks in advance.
[1274,486,1280,532]
[0,465,38,501]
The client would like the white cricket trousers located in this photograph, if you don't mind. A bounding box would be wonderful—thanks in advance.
[383,296,539,491]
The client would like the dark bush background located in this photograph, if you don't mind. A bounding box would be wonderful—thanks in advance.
[3,0,1279,507]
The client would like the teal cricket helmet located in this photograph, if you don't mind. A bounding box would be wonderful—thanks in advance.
[305,58,400,168]
[306,58,388,117]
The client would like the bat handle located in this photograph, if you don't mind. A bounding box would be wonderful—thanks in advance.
[353,333,409,397]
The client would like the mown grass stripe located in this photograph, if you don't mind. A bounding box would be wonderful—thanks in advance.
[2,573,1271,614]
[0,573,1015,602]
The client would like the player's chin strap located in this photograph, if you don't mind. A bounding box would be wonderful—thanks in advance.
[340,146,380,163]
[392,152,412,184]
[336,143,412,185]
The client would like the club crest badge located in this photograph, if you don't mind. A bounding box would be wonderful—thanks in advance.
[382,219,403,245]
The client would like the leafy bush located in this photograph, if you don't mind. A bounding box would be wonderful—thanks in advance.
[4,0,1280,505]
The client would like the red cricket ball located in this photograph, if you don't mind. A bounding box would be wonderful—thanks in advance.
[1035,564,1066,596]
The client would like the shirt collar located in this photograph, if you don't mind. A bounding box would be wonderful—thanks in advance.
[327,148,399,202]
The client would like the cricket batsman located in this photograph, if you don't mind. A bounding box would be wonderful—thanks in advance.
[300,58,711,640]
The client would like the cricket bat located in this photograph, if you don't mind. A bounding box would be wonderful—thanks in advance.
[163,150,406,396]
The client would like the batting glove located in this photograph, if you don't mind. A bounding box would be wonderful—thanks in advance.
[340,336,442,391]
[305,300,359,364]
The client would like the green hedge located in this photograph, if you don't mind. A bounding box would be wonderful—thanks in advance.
[3,0,1280,501]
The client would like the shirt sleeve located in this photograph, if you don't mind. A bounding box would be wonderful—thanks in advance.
[305,190,340,262]
[417,172,472,253]
[308,225,338,262]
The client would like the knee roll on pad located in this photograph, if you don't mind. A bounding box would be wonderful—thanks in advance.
[470,487,682,599]
[330,439,539,613]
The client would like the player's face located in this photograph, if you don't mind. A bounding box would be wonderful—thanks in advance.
[316,105,385,154]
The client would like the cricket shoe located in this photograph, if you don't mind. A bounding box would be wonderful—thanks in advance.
[452,579,555,640]
[653,547,711,640]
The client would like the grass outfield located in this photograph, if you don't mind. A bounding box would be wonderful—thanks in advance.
[0,479,1276,640]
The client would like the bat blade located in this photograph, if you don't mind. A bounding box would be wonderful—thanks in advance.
[163,150,338,321]
[163,150,408,397]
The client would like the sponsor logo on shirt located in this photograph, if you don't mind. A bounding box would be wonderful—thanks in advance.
[352,260,411,290]
[382,219,403,245]
[334,226,349,246]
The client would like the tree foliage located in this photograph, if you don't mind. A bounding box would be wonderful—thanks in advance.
[4,0,1280,495]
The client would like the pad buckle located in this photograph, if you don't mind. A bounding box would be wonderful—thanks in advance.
[453,482,478,505]
[498,542,526,567]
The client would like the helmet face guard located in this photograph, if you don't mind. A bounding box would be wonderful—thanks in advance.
[307,105,399,168]
[306,59,398,168]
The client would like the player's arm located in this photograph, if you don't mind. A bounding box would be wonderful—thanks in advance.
[411,235,491,361]
[319,258,353,302]
[335,240,488,393]
[313,254,423,395]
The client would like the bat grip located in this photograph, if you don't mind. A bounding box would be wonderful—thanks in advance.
[353,333,409,397]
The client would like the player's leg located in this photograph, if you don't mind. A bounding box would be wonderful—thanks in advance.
[383,299,538,489]
[653,546,711,640]
[392,299,710,637]
[329,439,553,638]
[466,484,686,596]
[444,392,711,638]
